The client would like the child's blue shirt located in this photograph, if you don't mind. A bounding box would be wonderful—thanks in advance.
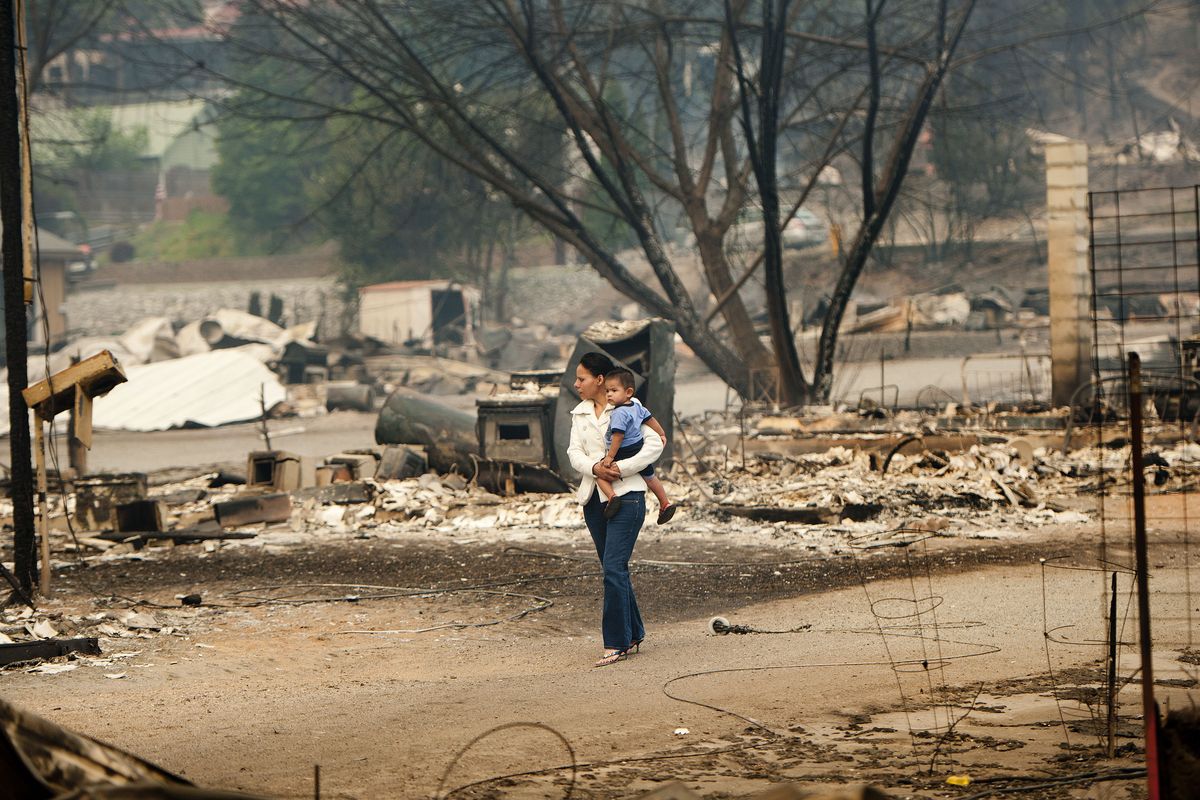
[606,398,652,449]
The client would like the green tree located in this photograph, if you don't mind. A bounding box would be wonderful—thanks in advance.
[42,109,147,171]
[212,109,326,250]
[32,108,149,229]
[319,119,481,278]
[210,8,549,309]
[210,7,330,250]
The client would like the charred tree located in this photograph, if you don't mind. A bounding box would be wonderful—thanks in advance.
[812,0,977,401]
[0,0,37,595]
[727,0,806,405]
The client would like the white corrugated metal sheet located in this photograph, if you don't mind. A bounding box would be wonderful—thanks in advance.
[91,348,286,431]
[0,348,286,435]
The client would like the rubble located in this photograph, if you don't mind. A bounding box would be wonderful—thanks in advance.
[234,441,1127,539]
[246,450,301,491]
[376,445,427,481]
[18,428,1200,577]
[115,499,165,532]
[74,473,148,530]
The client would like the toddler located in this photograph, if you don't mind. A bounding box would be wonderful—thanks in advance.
[596,368,677,524]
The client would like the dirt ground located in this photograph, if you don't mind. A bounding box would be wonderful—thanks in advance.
[6,520,1196,799]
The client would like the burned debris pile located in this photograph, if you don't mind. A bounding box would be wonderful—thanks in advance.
[12,413,1200,568]
[674,409,1200,528]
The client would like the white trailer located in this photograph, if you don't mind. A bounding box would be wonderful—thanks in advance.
[358,280,481,351]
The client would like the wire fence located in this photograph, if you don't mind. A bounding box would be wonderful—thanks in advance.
[1072,185,1200,797]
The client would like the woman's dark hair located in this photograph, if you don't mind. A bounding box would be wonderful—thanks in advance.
[578,351,615,378]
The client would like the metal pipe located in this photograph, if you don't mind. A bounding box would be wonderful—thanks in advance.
[961,355,972,408]
[374,387,479,475]
[34,413,50,596]
[1106,570,1118,758]
[879,349,885,409]
[1128,352,1161,800]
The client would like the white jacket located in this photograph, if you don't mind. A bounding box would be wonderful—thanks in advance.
[566,398,664,504]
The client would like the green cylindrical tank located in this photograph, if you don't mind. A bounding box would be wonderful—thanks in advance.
[375,388,478,474]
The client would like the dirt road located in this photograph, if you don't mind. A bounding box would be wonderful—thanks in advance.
[7,530,1192,799]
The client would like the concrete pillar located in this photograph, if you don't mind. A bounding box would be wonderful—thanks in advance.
[1045,139,1091,408]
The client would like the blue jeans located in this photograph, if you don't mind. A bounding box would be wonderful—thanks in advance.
[583,490,646,650]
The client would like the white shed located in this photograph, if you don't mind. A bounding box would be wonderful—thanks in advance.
[358,280,481,350]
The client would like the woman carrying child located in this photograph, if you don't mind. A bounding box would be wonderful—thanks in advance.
[566,352,663,667]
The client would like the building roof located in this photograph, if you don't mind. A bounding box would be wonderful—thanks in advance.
[34,227,81,259]
[360,280,462,293]
[0,224,82,260]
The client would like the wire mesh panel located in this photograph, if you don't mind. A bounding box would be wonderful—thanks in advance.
[1087,186,1200,664]
[1090,186,1200,394]
[1082,186,1200,794]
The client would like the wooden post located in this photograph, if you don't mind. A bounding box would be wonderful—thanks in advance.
[68,394,88,476]
[20,353,125,598]
[34,412,50,596]
[68,358,88,475]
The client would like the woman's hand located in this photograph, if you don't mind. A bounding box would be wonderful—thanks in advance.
[592,461,621,481]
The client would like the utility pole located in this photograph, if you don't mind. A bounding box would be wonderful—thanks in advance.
[0,0,38,596]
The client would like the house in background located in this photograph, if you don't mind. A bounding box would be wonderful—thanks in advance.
[152,101,229,221]
[30,227,80,348]
[31,2,239,242]
[0,226,80,350]
[32,98,228,236]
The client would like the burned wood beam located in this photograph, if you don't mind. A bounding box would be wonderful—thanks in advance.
[20,350,126,418]
[92,529,256,545]
[295,482,374,505]
[719,505,836,524]
[213,494,292,527]
[0,638,100,667]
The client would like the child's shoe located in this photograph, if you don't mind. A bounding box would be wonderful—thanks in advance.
[656,503,678,525]
[603,496,623,519]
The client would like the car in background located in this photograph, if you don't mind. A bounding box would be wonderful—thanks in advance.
[782,207,828,249]
[726,206,828,250]
[679,205,829,251]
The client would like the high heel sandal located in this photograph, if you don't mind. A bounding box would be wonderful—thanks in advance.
[594,649,627,667]
[628,637,643,654]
